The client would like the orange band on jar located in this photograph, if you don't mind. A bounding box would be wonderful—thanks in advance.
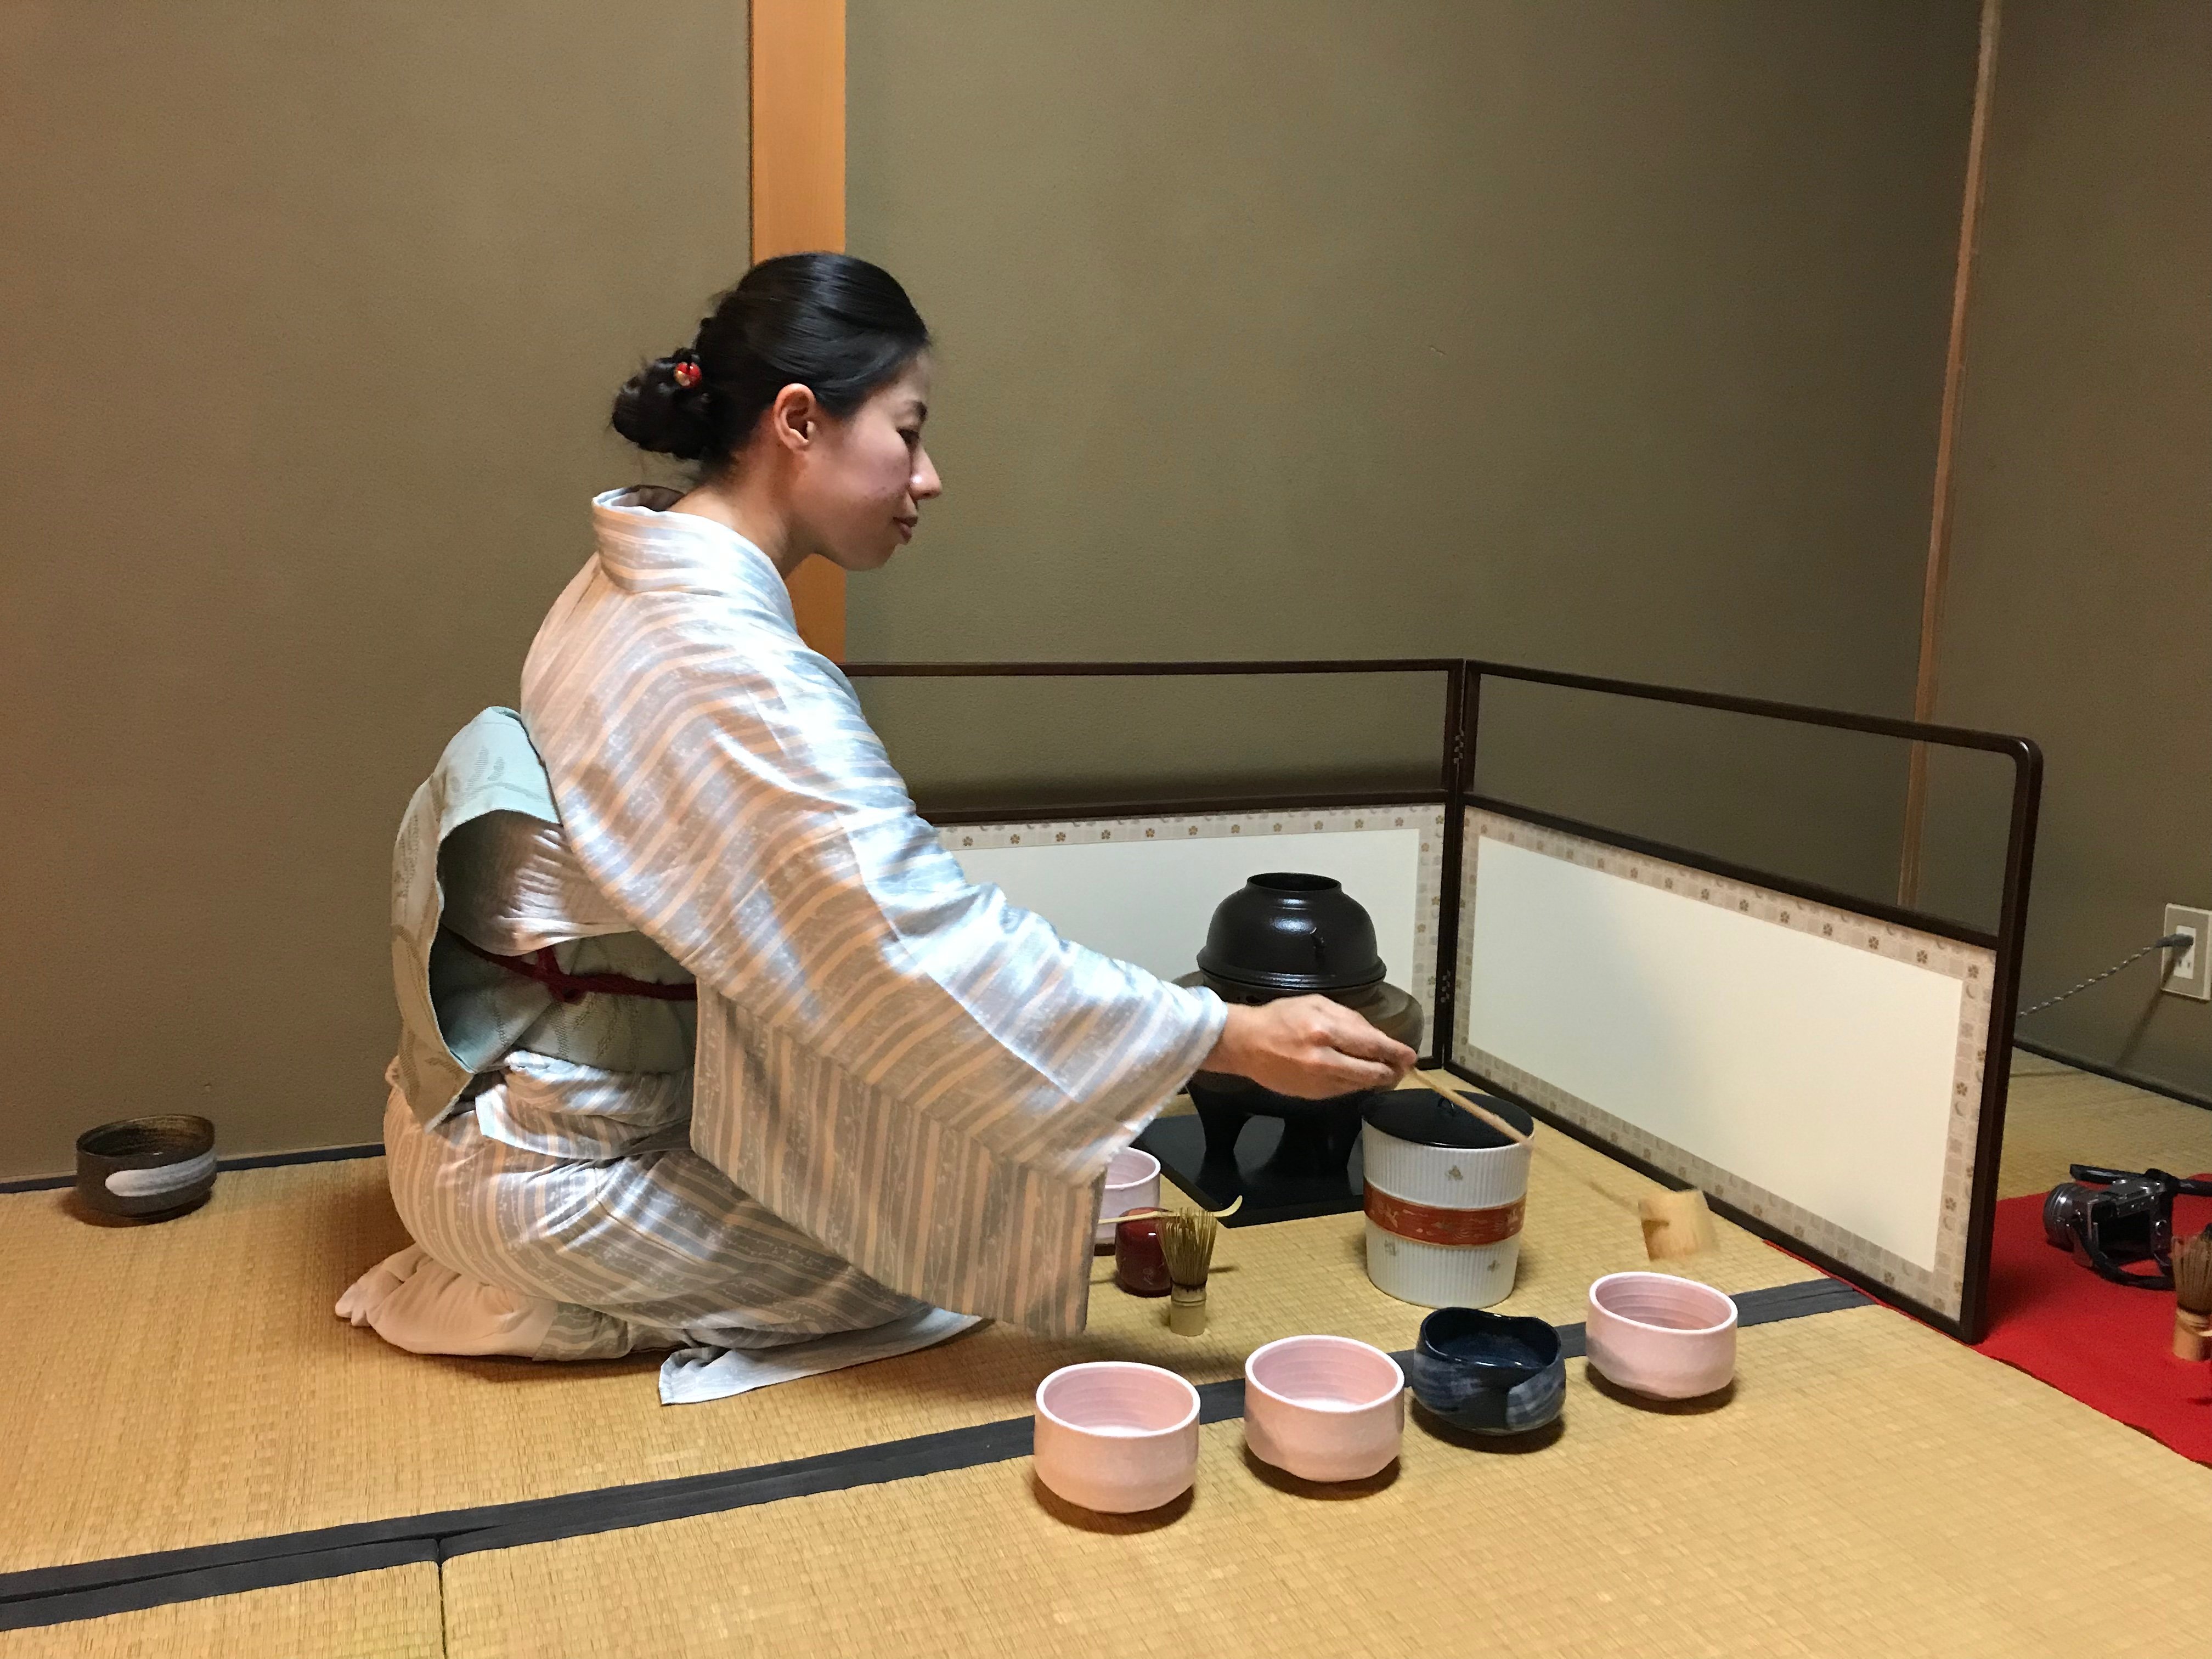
[1363,1187,1525,1248]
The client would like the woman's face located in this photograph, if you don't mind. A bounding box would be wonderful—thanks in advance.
[793,355,942,572]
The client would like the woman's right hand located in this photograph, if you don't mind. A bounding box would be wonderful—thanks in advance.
[1200,996,1417,1098]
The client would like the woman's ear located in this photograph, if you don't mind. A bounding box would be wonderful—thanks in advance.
[767,382,820,453]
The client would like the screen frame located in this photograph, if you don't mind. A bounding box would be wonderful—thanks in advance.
[843,657,2042,1341]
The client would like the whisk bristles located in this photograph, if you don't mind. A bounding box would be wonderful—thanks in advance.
[1159,1207,1220,1288]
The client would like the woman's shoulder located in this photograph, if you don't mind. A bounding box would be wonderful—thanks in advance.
[526,567,862,733]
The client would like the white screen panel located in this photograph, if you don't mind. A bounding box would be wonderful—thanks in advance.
[1469,834,1960,1267]
[955,828,1420,988]
[933,804,1445,1029]
[1455,809,1993,1318]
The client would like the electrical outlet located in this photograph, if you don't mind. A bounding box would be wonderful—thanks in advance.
[2163,904,2212,1000]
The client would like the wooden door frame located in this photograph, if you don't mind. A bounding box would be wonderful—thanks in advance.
[751,0,847,658]
[1898,0,2003,906]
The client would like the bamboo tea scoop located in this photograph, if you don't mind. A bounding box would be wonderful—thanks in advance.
[1640,1188,1720,1260]
[1111,1195,1243,1227]
[1412,1072,1534,1147]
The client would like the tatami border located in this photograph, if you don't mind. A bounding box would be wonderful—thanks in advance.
[0,1278,1870,1633]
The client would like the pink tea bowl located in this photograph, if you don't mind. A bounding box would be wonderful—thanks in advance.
[1243,1335,1406,1483]
[1032,1362,1200,1513]
[1584,1272,1738,1400]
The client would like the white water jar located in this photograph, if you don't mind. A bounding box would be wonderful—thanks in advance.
[1360,1090,1534,1308]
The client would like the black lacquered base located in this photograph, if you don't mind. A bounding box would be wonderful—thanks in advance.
[1135,1111,1369,1227]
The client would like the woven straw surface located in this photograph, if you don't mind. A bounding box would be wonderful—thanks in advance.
[7,1058,2207,1651]
[1996,1051,2212,1198]
[0,1566,439,1659]
[442,1305,2212,1659]
[0,1078,1817,1572]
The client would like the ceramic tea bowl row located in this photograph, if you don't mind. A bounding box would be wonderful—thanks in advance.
[1034,1274,1741,1512]
[1243,1335,1405,1483]
[1032,1361,1202,1514]
[1404,1308,1567,1435]
[1584,1271,1738,1399]
[1405,1272,1740,1432]
[1032,1335,1408,1513]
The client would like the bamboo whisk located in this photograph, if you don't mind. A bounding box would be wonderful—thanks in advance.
[2174,1226,2212,1361]
[1159,1208,1221,1337]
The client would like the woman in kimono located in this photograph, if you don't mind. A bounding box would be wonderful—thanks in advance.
[340,255,1414,1373]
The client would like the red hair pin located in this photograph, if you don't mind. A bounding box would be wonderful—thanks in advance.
[670,358,702,390]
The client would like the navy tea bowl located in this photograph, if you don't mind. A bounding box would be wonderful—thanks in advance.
[1406,1307,1565,1436]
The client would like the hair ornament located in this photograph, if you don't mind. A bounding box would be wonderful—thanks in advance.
[670,356,702,391]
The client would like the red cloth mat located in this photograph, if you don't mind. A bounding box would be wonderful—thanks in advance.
[1973,1178,2212,1464]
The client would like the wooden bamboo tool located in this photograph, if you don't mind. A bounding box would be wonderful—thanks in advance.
[1113,1198,1237,1335]
[1640,1188,1722,1261]
[1412,1071,1534,1147]
[1111,1195,1242,1227]
[1159,1209,1221,1337]
[1412,1072,1719,1258]
[2173,1226,2212,1361]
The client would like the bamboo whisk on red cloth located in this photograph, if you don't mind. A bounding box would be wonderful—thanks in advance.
[1975,1181,2212,1465]
[2174,1227,2212,1361]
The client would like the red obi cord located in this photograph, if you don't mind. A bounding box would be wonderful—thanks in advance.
[444,932,698,1005]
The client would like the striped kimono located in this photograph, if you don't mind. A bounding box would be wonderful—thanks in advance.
[356,487,1223,1364]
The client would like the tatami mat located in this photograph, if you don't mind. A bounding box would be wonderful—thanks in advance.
[0,1565,440,1659]
[440,1305,2212,1659]
[0,1077,1819,1577]
[1997,1051,2212,1198]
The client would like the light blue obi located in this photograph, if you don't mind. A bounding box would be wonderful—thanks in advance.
[388,708,695,1128]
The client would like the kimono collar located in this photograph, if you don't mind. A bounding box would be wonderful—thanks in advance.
[589,486,798,630]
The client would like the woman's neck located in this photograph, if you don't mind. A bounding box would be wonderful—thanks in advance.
[669,471,814,580]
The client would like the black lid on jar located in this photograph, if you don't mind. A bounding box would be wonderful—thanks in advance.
[1194,872,1387,993]
[1361,1088,1532,1150]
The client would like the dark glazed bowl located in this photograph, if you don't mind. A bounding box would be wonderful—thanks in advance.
[75,1115,217,1220]
[1194,873,1386,994]
[1405,1308,1565,1436]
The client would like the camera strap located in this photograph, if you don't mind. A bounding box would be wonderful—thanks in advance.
[2069,1228,2175,1291]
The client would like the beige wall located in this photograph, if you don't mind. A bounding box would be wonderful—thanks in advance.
[2,2,1999,1176]
[1927,1,2212,1093]
[846,1,1982,909]
[0,5,747,1177]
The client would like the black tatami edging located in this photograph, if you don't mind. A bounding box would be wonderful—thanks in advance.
[2011,1036,2212,1116]
[0,1143,386,1197]
[0,1277,1872,1634]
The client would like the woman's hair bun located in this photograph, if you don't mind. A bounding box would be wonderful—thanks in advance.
[611,353,715,461]
[611,254,930,472]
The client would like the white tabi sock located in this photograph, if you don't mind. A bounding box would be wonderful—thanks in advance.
[334,1244,559,1358]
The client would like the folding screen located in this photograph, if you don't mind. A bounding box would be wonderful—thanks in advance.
[847,659,2040,1340]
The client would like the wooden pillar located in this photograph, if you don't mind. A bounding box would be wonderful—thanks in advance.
[751,0,848,659]
[1899,0,2002,909]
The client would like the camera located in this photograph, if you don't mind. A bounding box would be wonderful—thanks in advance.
[2042,1165,2212,1289]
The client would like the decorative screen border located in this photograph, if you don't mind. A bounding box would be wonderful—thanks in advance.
[939,803,1449,1045]
[1453,806,1995,1324]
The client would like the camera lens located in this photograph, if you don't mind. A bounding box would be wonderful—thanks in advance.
[2042,1183,2089,1249]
